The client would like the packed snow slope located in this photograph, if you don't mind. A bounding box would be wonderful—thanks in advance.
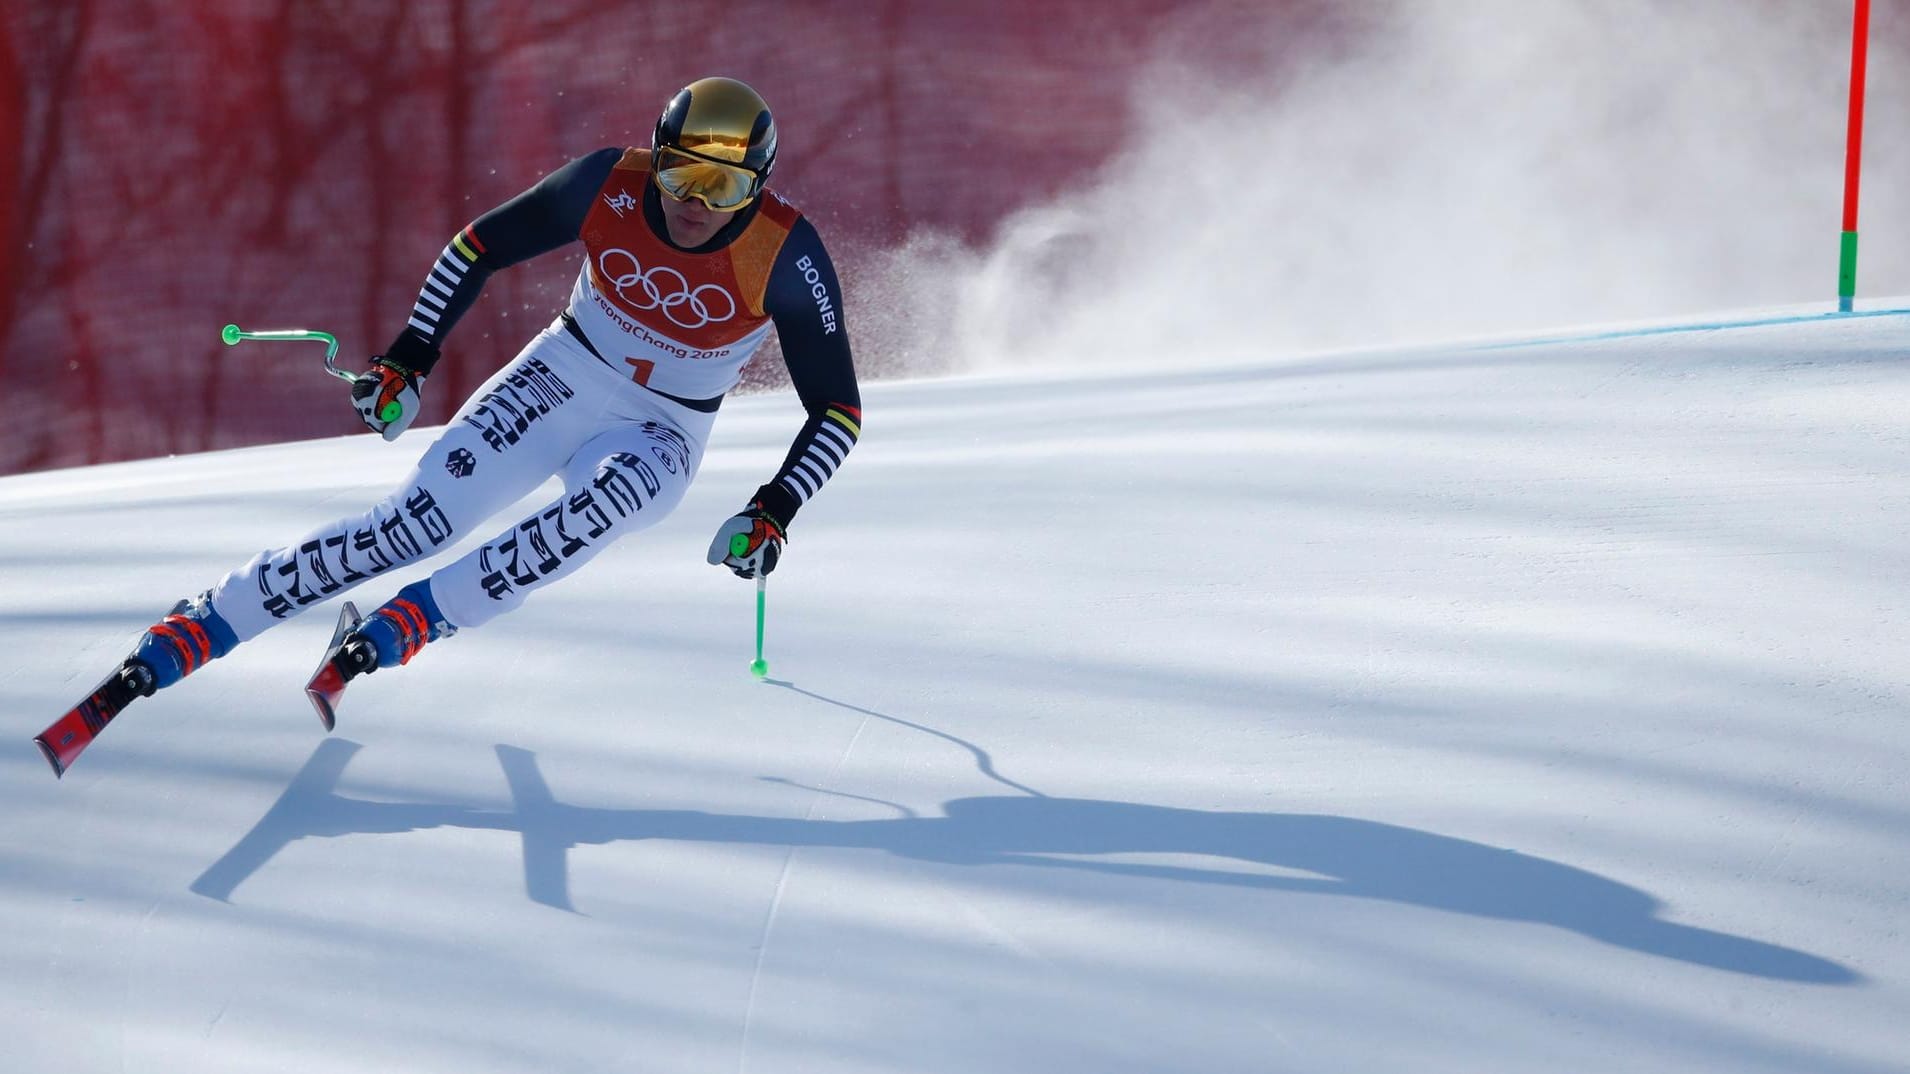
[2,309,1907,1074]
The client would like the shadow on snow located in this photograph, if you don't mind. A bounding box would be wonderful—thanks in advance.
[192,734,1855,986]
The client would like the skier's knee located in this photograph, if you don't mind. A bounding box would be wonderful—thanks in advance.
[569,449,685,532]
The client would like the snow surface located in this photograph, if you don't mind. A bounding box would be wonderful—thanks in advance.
[3,310,1908,1073]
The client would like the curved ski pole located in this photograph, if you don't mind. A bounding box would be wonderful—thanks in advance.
[221,323,358,385]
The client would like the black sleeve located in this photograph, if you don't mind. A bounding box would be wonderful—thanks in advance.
[748,216,862,530]
[379,147,623,375]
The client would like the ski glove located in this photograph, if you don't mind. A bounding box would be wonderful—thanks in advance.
[707,502,786,579]
[351,358,424,441]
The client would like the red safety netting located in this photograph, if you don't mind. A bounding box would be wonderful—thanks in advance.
[0,0,1327,475]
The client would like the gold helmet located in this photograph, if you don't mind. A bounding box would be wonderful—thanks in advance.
[651,77,777,211]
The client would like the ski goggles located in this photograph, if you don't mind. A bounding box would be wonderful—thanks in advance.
[652,145,765,211]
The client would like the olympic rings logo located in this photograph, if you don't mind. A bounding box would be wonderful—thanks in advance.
[597,248,737,330]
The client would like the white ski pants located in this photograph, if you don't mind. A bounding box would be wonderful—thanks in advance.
[206,324,715,645]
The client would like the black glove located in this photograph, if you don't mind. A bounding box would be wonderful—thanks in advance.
[351,357,424,441]
[706,501,786,579]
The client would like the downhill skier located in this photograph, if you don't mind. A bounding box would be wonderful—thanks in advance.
[36,76,861,774]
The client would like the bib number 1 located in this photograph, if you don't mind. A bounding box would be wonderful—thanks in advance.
[622,357,656,387]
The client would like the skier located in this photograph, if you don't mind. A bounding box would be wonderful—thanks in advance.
[40,76,860,764]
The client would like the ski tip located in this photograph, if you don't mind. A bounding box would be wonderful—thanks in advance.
[33,736,66,779]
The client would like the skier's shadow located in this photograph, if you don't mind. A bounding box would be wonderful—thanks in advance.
[191,736,1859,985]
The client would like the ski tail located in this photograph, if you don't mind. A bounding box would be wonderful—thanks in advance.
[32,663,152,778]
[305,601,363,732]
[34,736,66,777]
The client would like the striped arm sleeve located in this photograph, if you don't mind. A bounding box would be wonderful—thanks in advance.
[379,148,621,375]
[754,403,860,529]
[753,214,861,529]
[404,225,487,342]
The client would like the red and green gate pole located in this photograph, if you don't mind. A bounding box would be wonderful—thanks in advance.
[1839,0,1871,313]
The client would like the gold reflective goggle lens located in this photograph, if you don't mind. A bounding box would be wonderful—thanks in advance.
[653,146,760,211]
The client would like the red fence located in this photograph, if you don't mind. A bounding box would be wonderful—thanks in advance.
[0,0,1330,475]
[15,2,1885,477]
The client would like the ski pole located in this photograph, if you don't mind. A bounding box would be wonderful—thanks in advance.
[221,323,372,393]
[731,532,770,679]
[752,574,769,679]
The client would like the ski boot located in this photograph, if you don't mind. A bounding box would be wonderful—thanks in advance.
[132,590,240,690]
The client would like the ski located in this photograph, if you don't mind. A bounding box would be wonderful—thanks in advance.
[33,663,152,778]
[304,601,363,732]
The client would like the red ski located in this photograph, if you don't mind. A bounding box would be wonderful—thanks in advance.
[33,663,151,778]
[304,601,363,732]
